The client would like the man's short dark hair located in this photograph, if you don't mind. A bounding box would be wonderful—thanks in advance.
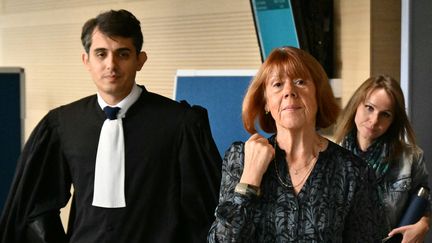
[81,9,143,54]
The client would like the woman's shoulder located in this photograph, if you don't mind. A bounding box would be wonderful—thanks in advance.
[387,143,424,169]
[323,140,376,184]
[401,143,423,159]
[222,141,245,158]
[323,140,370,172]
[325,140,364,162]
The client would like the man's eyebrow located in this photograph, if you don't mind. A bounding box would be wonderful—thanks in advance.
[92,47,132,53]
[115,47,133,53]
[93,48,107,53]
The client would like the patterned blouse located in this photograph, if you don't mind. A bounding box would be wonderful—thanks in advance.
[208,136,384,242]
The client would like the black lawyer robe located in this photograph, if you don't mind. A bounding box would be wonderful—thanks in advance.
[0,86,222,243]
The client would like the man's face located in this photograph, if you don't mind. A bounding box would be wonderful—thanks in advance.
[82,27,146,105]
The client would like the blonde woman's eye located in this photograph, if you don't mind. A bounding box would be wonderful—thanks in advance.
[382,112,392,118]
[365,105,374,112]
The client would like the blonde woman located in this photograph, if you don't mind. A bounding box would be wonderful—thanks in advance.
[335,75,430,242]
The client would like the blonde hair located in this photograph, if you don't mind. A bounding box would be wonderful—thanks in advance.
[242,46,340,134]
[334,75,418,160]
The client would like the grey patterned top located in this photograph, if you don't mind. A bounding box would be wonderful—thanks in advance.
[208,136,384,243]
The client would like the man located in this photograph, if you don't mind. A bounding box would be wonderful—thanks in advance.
[0,9,221,243]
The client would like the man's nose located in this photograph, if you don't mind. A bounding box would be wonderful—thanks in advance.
[106,54,117,70]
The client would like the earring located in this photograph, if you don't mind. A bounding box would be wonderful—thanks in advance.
[265,109,269,115]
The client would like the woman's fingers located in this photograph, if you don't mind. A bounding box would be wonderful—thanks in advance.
[241,134,275,186]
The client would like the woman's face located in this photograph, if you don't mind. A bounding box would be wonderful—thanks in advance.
[354,88,394,149]
[264,72,317,131]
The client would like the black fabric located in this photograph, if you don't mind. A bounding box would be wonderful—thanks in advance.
[26,213,68,243]
[0,86,222,243]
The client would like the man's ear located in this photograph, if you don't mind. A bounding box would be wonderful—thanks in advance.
[82,52,90,68]
[137,51,147,71]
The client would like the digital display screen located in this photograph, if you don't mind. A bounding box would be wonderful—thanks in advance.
[250,0,300,61]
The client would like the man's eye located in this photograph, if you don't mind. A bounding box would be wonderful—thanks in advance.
[96,52,106,58]
[118,51,130,58]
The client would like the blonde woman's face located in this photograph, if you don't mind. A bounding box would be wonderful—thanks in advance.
[264,72,317,131]
[354,88,394,150]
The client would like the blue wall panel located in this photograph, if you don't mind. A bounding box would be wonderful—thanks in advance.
[175,70,265,157]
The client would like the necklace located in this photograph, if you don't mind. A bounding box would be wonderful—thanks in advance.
[290,155,315,175]
[291,159,316,188]
[273,138,319,189]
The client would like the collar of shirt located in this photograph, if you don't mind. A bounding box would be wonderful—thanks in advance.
[97,84,142,118]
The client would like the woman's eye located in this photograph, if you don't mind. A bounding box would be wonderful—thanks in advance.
[270,80,282,88]
[294,79,305,85]
[365,105,374,112]
[382,112,392,118]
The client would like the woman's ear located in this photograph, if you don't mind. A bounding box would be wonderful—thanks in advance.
[264,104,269,114]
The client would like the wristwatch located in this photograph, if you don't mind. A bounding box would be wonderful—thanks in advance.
[235,183,261,197]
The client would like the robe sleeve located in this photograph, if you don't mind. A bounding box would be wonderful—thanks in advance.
[176,102,222,243]
[0,111,71,243]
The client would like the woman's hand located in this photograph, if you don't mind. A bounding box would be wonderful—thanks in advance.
[387,216,430,243]
[240,133,275,187]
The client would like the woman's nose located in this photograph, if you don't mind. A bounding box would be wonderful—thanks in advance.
[369,113,379,126]
[283,82,297,98]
